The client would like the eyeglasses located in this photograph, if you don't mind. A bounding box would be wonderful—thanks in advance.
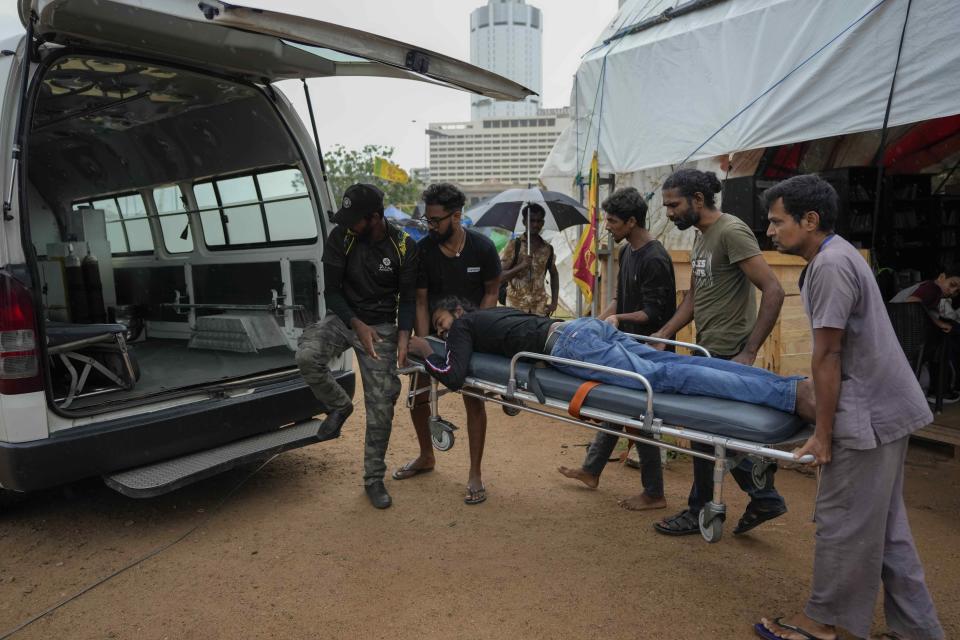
[425,212,455,228]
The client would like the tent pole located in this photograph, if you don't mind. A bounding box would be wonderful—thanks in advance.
[869,0,913,268]
[576,177,584,317]
[604,174,616,312]
[591,203,599,318]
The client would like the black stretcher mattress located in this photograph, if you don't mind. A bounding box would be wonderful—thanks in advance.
[430,351,807,444]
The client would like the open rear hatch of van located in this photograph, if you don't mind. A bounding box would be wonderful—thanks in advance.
[18,0,533,413]
[21,0,534,99]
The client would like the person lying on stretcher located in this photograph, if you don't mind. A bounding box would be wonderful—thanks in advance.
[408,296,816,422]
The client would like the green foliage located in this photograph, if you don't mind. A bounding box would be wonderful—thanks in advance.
[320,144,424,213]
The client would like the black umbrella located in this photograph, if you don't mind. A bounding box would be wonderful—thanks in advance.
[466,188,590,238]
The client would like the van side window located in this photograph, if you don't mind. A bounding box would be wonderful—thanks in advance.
[153,185,193,254]
[258,169,316,242]
[73,193,155,255]
[192,168,317,249]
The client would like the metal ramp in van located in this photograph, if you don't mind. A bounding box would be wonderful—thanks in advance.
[103,418,335,498]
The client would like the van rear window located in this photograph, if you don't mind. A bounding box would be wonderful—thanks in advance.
[153,186,194,254]
[72,192,155,256]
[192,168,317,249]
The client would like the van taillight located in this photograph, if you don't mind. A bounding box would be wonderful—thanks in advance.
[0,272,42,394]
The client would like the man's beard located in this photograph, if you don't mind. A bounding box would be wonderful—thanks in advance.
[430,226,454,243]
[671,205,700,231]
[358,216,377,241]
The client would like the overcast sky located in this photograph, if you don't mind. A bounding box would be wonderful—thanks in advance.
[0,0,619,170]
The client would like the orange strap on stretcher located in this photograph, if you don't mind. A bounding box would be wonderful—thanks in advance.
[568,381,601,419]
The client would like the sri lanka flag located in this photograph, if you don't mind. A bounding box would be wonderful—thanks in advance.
[572,151,599,304]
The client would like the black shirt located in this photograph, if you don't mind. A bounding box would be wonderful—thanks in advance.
[615,240,676,336]
[322,222,418,330]
[416,229,501,311]
[424,307,559,390]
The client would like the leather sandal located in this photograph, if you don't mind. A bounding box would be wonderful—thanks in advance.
[653,509,700,536]
[734,503,787,535]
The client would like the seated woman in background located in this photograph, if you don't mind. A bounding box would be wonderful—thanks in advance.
[891,267,960,403]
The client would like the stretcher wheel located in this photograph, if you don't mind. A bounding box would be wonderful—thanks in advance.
[429,417,457,452]
[699,510,723,543]
[502,404,522,417]
[431,429,454,452]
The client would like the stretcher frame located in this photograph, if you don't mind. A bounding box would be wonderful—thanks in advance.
[48,330,137,409]
[400,333,813,543]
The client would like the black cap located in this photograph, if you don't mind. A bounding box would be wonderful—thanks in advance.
[331,183,384,226]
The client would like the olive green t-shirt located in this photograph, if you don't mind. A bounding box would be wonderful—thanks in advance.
[691,213,761,356]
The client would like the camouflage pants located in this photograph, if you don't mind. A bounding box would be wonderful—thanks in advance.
[296,315,401,485]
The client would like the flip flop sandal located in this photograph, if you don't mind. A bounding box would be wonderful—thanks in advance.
[653,509,700,536]
[734,503,787,535]
[391,464,434,481]
[464,486,487,505]
[753,617,835,640]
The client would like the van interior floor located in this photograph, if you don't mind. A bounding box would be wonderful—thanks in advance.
[61,339,297,410]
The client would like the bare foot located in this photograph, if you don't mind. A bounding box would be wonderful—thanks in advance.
[398,455,437,475]
[392,455,436,480]
[618,493,666,511]
[795,379,816,423]
[557,466,599,488]
[465,477,486,505]
[758,613,836,640]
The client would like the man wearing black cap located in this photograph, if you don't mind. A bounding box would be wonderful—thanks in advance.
[296,183,418,509]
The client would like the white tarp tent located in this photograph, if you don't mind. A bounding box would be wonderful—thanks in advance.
[540,0,960,311]
[542,0,960,183]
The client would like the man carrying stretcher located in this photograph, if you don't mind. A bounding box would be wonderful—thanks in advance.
[408,297,816,422]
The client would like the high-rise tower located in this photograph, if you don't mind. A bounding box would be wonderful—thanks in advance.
[469,0,542,119]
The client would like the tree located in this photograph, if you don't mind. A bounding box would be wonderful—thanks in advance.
[318,144,424,214]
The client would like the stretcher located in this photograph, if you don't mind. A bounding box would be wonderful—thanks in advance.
[47,322,138,409]
[400,334,813,543]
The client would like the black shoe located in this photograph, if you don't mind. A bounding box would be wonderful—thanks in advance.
[653,509,701,536]
[320,404,354,437]
[927,390,960,404]
[365,481,392,509]
[733,502,787,535]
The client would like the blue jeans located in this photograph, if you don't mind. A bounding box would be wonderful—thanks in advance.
[549,318,801,413]
[687,350,784,513]
[582,429,663,499]
[550,318,789,513]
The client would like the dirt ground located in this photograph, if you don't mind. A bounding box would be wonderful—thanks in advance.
[1,383,958,640]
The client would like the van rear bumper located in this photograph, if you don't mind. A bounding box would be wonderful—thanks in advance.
[0,372,354,493]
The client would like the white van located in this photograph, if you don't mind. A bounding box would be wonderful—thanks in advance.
[0,1,531,498]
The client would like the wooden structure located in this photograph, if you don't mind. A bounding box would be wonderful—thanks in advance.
[667,250,814,375]
[672,249,957,451]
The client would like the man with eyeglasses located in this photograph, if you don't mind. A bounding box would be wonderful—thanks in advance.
[393,182,501,505]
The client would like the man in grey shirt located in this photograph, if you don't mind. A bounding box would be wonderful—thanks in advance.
[756,175,942,640]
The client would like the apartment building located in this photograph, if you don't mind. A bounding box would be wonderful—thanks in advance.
[427,107,570,204]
